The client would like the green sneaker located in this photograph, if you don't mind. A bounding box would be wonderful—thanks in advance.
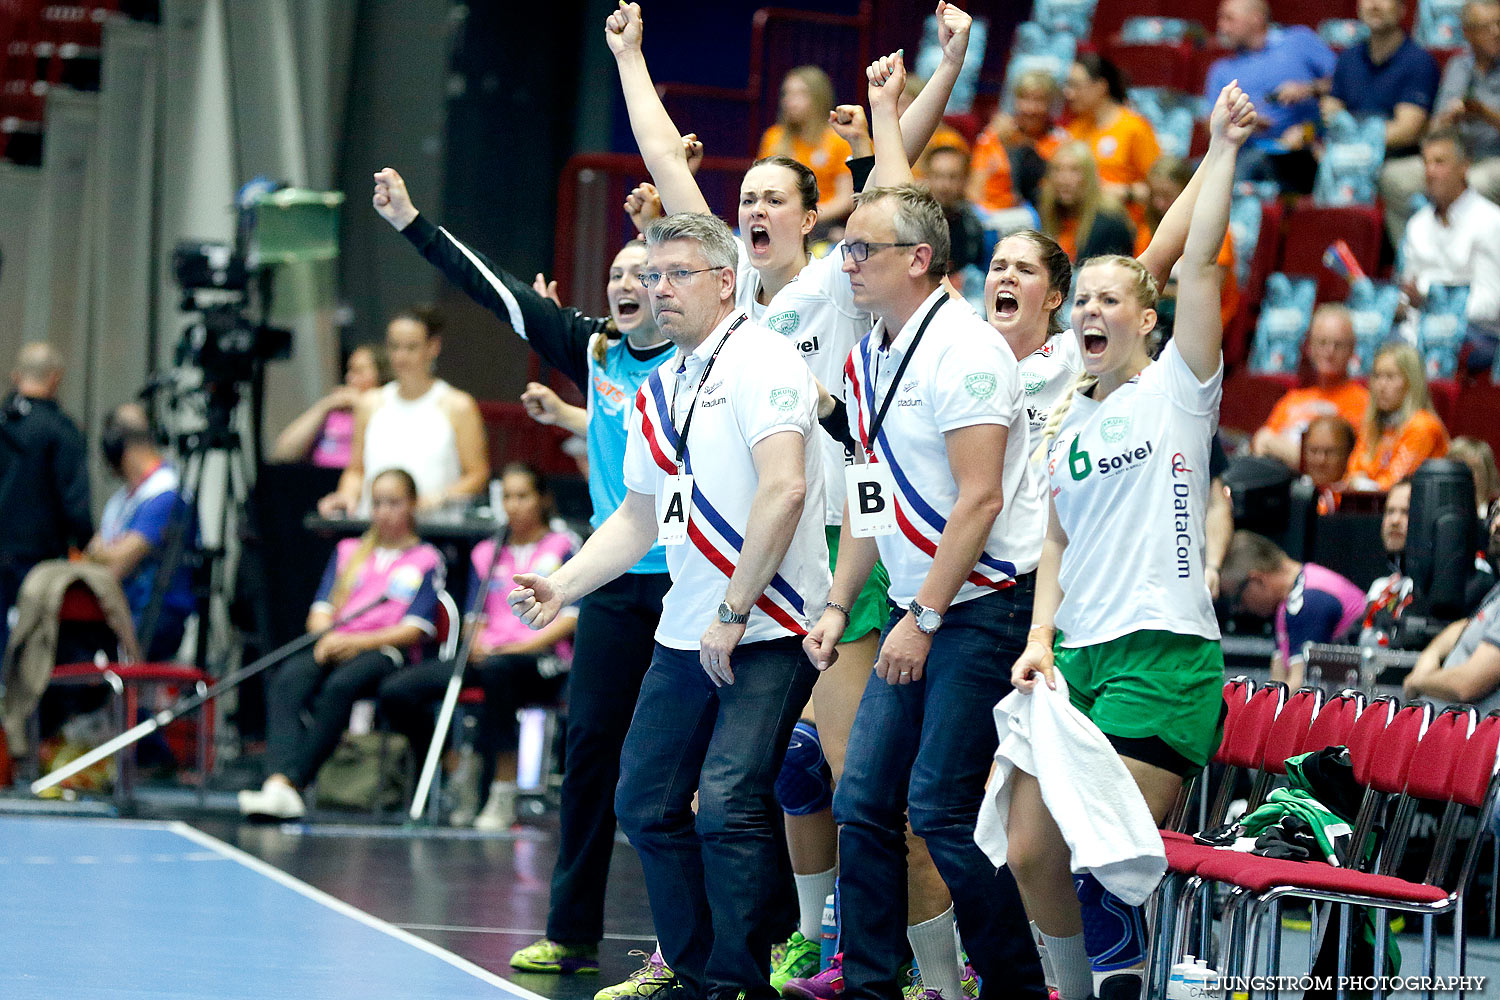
[900,961,979,1000]
[770,932,822,992]
[595,949,676,1000]
[509,938,600,974]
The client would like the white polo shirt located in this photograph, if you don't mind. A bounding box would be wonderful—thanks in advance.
[1020,331,1085,443]
[1048,339,1223,647]
[737,242,871,525]
[623,310,832,650]
[843,287,1045,608]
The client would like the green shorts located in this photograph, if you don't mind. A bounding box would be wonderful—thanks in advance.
[1054,630,1225,771]
[827,525,891,643]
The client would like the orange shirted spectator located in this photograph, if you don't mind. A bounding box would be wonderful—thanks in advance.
[1039,140,1142,261]
[1138,156,1240,331]
[1062,53,1161,224]
[899,73,971,183]
[968,69,1065,212]
[758,66,854,225]
[1346,341,1450,491]
[1252,304,1371,468]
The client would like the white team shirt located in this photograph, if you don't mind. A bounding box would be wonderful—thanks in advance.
[623,311,832,649]
[844,288,1045,608]
[1048,339,1223,647]
[737,241,870,525]
[1019,332,1085,443]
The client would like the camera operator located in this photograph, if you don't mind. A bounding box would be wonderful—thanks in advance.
[86,403,198,660]
[0,343,92,652]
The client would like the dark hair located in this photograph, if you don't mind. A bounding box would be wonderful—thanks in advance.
[924,145,971,173]
[500,461,557,522]
[370,466,419,500]
[390,305,444,339]
[997,230,1074,335]
[1305,414,1356,457]
[348,343,392,384]
[1421,126,1471,161]
[1075,52,1129,105]
[749,154,820,212]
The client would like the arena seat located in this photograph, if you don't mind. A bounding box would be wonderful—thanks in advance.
[1279,201,1382,303]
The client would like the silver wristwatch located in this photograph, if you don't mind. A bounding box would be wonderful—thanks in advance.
[718,600,750,625]
[908,599,943,635]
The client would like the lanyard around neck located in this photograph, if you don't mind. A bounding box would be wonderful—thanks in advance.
[671,314,746,467]
[864,296,946,456]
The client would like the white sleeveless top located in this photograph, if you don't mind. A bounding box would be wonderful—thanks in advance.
[360,379,462,513]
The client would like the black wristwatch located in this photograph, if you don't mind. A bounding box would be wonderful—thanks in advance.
[908,599,943,635]
[718,600,750,625]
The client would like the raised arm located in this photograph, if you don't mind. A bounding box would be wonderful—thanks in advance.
[868,52,913,187]
[1174,81,1256,382]
[895,2,972,165]
[606,3,712,216]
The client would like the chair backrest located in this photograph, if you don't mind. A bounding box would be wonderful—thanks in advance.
[1260,687,1323,775]
[58,582,107,623]
[1404,706,1477,801]
[1302,690,1365,754]
[434,590,460,662]
[1214,676,1255,764]
[1450,711,1500,808]
[1367,702,1435,794]
[1221,682,1285,768]
[1348,695,1397,784]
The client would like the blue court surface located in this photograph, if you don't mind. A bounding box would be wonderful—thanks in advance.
[0,816,549,1000]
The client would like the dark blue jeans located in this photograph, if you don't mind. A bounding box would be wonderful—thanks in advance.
[615,636,816,1000]
[833,584,1046,1000]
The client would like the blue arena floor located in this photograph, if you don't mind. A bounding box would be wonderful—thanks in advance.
[0,816,548,1000]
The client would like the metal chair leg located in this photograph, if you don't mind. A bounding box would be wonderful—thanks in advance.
[1337,906,1351,1000]
[1374,908,1388,1000]
[1150,874,1180,999]
[1267,898,1282,1000]
[1422,913,1436,1000]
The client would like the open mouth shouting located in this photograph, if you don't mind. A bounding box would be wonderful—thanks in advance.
[1081,328,1109,358]
[616,298,643,320]
[992,289,1020,321]
[748,224,771,255]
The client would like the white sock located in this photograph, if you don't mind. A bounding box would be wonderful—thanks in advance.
[794,867,837,942]
[1031,920,1058,989]
[907,906,963,999]
[1038,931,1090,1000]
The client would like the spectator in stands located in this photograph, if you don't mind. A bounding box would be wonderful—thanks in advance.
[1142,156,1240,331]
[1251,304,1370,467]
[240,467,444,821]
[1347,341,1450,491]
[1222,530,1367,689]
[380,463,578,831]
[1429,0,1500,205]
[759,66,855,226]
[1320,0,1440,243]
[1403,560,1500,710]
[968,70,1060,213]
[0,343,91,654]
[1038,141,1140,261]
[1207,0,1336,189]
[1062,53,1161,220]
[1450,436,1500,519]
[1362,477,1415,635]
[318,307,489,517]
[922,145,987,276]
[87,403,196,661]
[270,344,388,467]
[1300,414,1359,514]
[902,72,972,173]
[1397,129,1500,370]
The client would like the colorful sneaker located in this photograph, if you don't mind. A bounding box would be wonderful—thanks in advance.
[509,938,600,974]
[770,932,822,991]
[781,951,843,1000]
[900,961,977,1000]
[960,963,979,999]
[594,949,676,1000]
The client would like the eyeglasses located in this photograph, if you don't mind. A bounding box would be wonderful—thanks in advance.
[640,267,724,289]
[839,241,919,263]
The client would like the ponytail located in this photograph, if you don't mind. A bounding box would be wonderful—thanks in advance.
[327,531,380,612]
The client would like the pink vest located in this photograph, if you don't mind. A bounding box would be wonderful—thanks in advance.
[472,531,576,653]
[329,538,445,636]
[311,409,355,468]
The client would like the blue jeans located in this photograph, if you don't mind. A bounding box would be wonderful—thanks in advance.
[833,585,1046,1000]
[615,636,816,1000]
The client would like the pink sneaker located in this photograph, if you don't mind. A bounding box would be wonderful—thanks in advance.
[781,951,843,1000]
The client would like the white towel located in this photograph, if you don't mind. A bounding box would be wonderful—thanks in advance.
[974,674,1167,906]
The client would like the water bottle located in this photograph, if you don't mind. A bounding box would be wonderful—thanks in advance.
[1167,954,1196,999]
[819,890,838,971]
[1195,958,1222,999]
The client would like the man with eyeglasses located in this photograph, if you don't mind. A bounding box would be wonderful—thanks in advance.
[803,181,1047,999]
[508,210,830,1000]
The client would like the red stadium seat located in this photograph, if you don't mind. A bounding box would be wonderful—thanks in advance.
[1105,40,1193,90]
[1269,0,1355,28]
[1279,201,1382,302]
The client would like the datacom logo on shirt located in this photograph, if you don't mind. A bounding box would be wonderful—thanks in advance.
[1170,452,1194,579]
[1067,435,1154,481]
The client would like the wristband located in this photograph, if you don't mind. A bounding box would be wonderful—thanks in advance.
[826,601,852,619]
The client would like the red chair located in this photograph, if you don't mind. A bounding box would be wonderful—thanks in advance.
[1279,201,1383,303]
[1210,706,1494,993]
[45,583,214,806]
[1105,40,1192,90]
[1300,689,1366,755]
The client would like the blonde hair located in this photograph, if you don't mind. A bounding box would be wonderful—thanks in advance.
[1360,342,1433,460]
[1032,370,1100,465]
[776,65,836,142]
[327,468,419,611]
[1450,436,1500,509]
[1039,141,1123,258]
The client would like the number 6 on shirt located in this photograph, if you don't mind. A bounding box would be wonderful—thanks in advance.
[658,473,693,546]
[845,463,897,538]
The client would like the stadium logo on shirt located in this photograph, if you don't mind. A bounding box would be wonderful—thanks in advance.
[1023,373,1047,395]
[387,564,424,604]
[1100,416,1130,442]
[964,372,997,399]
[771,387,800,411]
[767,310,801,335]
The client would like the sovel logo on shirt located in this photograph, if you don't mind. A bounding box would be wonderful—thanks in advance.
[771,387,800,411]
[767,310,801,335]
[964,372,997,399]
[1100,416,1130,442]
